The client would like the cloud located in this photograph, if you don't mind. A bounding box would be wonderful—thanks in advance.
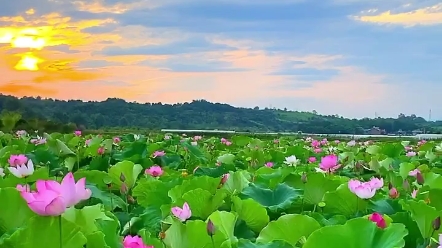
[353,3,442,26]
[0,0,442,120]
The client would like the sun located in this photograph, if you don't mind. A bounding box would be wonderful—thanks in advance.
[0,28,47,71]
[14,54,43,71]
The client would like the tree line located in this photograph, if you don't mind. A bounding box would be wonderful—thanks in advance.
[0,94,441,134]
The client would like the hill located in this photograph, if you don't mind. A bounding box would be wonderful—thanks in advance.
[0,94,441,134]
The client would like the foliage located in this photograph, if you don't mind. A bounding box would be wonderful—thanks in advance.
[1,131,442,247]
[1,94,441,133]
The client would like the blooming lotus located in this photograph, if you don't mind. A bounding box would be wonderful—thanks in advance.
[145,166,164,177]
[97,147,105,155]
[409,169,420,177]
[265,162,274,167]
[123,235,153,248]
[17,172,91,216]
[74,130,81,136]
[8,154,28,167]
[406,151,416,157]
[284,155,299,167]
[368,177,384,190]
[8,159,34,178]
[348,179,377,199]
[113,137,121,144]
[30,137,46,145]
[152,150,165,158]
[347,140,356,147]
[172,202,192,221]
[308,157,317,163]
[319,154,340,172]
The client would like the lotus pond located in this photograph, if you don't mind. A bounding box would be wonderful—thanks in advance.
[1,131,442,248]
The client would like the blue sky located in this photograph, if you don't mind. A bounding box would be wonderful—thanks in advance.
[0,0,441,119]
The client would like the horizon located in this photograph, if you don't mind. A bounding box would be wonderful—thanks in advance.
[0,0,441,119]
[3,94,437,121]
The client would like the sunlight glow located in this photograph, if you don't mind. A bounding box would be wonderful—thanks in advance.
[14,53,43,71]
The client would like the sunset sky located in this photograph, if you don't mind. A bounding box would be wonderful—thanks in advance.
[0,0,441,119]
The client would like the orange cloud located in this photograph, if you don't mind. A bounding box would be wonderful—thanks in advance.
[353,4,442,26]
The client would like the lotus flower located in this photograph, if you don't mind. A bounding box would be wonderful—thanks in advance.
[172,202,192,221]
[123,235,153,248]
[17,172,91,216]
[284,155,299,166]
[74,130,81,136]
[8,154,28,167]
[145,166,164,177]
[368,212,386,229]
[152,150,165,158]
[348,179,377,199]
[8,159,34,178]
[319,154,340,172]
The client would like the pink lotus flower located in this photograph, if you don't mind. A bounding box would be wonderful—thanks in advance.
[8,159,34,178]
[319,154,340,172]
[406,151,416,157]
[308,157,317,163]
[368,177,384,190]
[17,172,91,216]
[152,150,165,158]
[311,140,320,148]
[334,140,340,144]
[193,135,202,141]
[145,166,164,177]
[348,179,378,199]
[123,235,153,248]
[30,137,46,145]
[8,154,28,167]
[265,162,274,167]
[113,137,121,144]
[85,139,91,146]
[368,212,386,229]
[172,202,192,221]
[16,130,27,137]
[74,130,82,136]
[224,141,232,146]
[314,148,322,153]
[97,147,105,155]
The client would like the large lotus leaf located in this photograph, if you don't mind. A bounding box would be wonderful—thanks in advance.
[62,204,114,236]
[232,196,269,233]
[0,187,36,234]
[323,184,368,217]
[1,216,87,248]
[238,239,292,248]
[256,214,320,246]
[223,170,251,194]
[400,200,441,239]
[108,160,143,189]
[181,188,227,219]
[303,218,408,248]
[284,172,341,205]
[240,183,301,212]
[168,176,220,202]
[133,178,174,208]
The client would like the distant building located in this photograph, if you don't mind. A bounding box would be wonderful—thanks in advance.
[364,126,386,135]
[412,129,424,135]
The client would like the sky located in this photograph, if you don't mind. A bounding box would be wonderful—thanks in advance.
[0,0,441,119]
